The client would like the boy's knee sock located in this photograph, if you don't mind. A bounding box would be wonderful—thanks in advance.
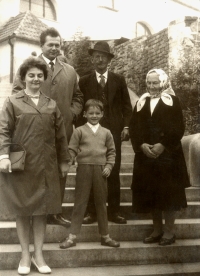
[101,234,111,242]
[69,233,77,241]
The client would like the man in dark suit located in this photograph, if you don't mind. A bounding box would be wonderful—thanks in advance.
[12,27,83,227]
[78,41,132,224]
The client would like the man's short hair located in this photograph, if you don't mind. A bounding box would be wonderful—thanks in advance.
[84,99,104,112]
[19,57,48,81]
[40,27,62,46]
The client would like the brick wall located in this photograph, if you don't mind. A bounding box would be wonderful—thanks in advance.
[110,28,169,96]
[110,16,200,134]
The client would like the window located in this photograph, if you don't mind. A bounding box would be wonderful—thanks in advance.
[20,0,56,21]
[135,22,152,37]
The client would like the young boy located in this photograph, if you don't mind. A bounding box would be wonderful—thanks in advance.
[60,99,120,248]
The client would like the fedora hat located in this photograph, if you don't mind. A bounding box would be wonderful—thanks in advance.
[88,41,114,58]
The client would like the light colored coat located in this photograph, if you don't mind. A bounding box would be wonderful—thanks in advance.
[0,91,70,216]
[12,55,83,141]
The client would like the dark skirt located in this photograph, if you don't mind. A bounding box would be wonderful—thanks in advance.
[131,146,190,213]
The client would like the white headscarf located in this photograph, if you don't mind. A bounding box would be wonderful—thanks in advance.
[137,69,175,112]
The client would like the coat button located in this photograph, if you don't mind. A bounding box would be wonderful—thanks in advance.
[52,81,56,85]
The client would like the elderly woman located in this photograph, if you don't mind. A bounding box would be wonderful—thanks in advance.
[129,69,190,246]
[0,57,71,274]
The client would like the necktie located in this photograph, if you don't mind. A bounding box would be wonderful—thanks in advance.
[99,75,106,88]
[49,61,54,72]
[99,75,107,104]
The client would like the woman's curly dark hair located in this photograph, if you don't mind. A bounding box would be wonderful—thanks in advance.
[19,57,48,81]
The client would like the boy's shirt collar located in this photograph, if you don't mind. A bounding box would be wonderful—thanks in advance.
[87,122,100,133]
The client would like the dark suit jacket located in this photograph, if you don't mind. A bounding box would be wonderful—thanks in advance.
[12,55,83,141]
[78,71,132,135]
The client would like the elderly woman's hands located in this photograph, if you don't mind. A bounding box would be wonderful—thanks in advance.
[0,159,12,173]
[151,143,165,157]
[141,143,165,158]
[141,143,157,158]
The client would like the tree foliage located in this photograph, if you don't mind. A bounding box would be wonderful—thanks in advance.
[169,41,200,134]
[63,29,94,77]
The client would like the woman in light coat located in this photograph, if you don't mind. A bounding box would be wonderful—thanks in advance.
[0,57,71,274]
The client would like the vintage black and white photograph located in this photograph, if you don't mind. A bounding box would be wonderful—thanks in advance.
[0,0,200,275]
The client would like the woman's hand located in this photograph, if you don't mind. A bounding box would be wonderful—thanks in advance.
[140,143,157,159]
[59,161,71,178]
[0,159,12,173]
[151,143,165,157]
[102,167,111,178]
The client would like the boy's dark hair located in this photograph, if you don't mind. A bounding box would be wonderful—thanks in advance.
[19,57,48,81]
[40,27,62,46]
[84,99,104,112]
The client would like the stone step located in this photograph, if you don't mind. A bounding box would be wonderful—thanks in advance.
[121,153,134,163]
[1,262,200,276]
[69,163,133,173]
[120,144,134,154]
[64,177,200,203]
[1,239,200,269]
[61,202,200,220]
[1,202,200,221]
[122,140,132,146]
[64,186,200,203]
[66,172,133,187]
[1,219,200,244]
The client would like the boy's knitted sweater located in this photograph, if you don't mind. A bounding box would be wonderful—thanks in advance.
[69,124,116,170]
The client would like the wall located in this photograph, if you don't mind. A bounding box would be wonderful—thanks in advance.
[0,40,41,83]
[0,41,11,82]
[57,0,200,40]
[110,28,169,96]
[110,16,200,134]
[14,41,41,74]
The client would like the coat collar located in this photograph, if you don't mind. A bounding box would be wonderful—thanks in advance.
[15,90,50,112]
[144,97,169,118]
[39,54,64,80]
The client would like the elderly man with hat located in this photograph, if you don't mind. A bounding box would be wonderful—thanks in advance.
[77,41,132,224]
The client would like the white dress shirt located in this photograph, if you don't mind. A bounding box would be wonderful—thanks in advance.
[42,54,56,68]
[87,122,100,133]
[150,98,160,115]
[95,70,108,84]
[24,91,40,105]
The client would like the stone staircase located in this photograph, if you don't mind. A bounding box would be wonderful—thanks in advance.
[0,142,200,275]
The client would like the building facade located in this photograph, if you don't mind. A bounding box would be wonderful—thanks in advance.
[0,0,200,83]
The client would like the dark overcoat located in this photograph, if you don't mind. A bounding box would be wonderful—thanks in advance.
[129,95,190,213]
[78,71,132,135]
[0,91,70,216]
[12,55,83,141]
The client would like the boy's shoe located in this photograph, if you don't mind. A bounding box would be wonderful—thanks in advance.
[101,237,120,247]
[59,237,76,249]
